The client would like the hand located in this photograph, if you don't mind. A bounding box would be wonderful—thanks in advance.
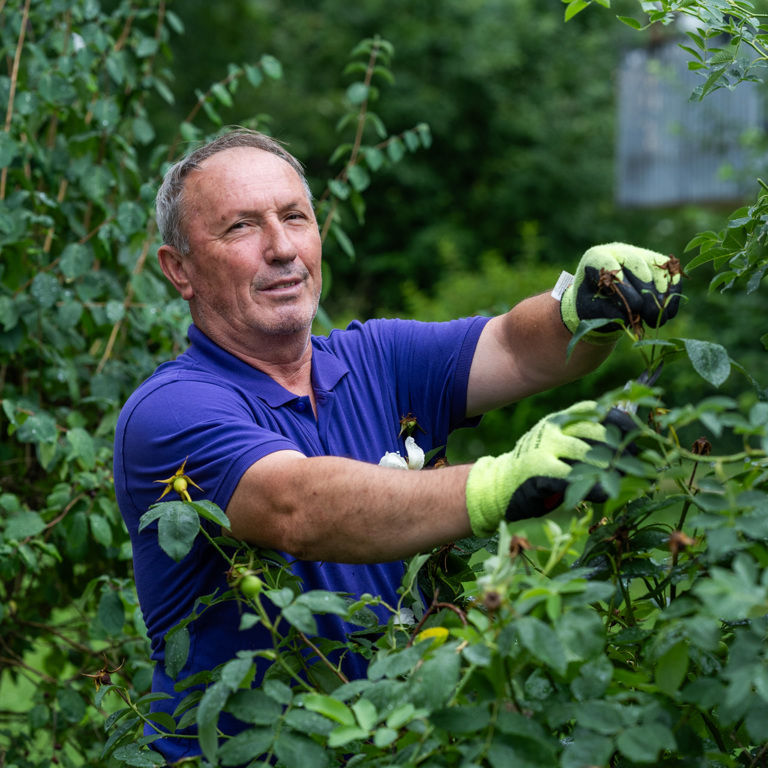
[465,402,636,537]
[560,242,683,344]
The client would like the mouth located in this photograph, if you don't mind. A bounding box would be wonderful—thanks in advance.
[261,277,304,292]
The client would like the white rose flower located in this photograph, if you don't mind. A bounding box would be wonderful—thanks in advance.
[378,436,425,470]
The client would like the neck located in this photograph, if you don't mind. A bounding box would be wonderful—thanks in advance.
[195,318,315,398]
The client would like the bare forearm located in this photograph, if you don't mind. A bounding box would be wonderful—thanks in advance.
[226,452,473,564]
[468,293,613,416]
[505,292,613,386]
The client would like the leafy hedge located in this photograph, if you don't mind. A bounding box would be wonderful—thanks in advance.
[1,1,767,767]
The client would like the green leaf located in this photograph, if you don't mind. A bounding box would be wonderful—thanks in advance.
[135,36,159,57]
[18,409,59,446]
[562,727,614,768]
[362,146,384,171]
[244,63,263,87]
[654,640,689,697]
[296,590,349,616]
[681,338,731,387]
[330,222,355,259]
[260,54,283,80]
[189,500,230,528]
[281,601,317,634]
[218,727,273,766]
[116,201,147,234]
[221,656,254,691]
[556,608,605,660]
[302,693,355,726]
[403,130,420,152]
[416,122,432,148]
[5,510,46,541]
[265,586,295,609]
[0,295,18,331]
[387,137,405,163]
[575,700,625,736]
[157,503,200,562]
[347,164,370,192]
[212,82,233,108]
[197,681,231,762]
[564,0,590,22]
[201,97,222,126]
[30,272,61,309]
[616,722,676,763]
[352,698,377,731]
[226,689,283,725]
[516,616,568,675]
[566,318,617,359]
[328,179,350,200]
[112,743,166,766]
[58,687,86,724]
[164,626,190,680]
[66,427,95,468]
[346,82,369,105]
[98,588,125,635]
[139,501,200,562]
[430,704,492,733]
[273,730,329,768]
[0,132,19,168]
[618,15,642,29]
[166,9,185,34]
[328,724,368,747]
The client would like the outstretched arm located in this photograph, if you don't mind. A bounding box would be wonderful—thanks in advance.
[226,402,636,561]
[466,291,612,417]
[466,243,683,417]
[225,450,474,563]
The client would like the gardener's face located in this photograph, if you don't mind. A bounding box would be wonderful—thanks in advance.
[166,147,322,349]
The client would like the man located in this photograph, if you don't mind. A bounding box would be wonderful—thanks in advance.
[114,128,681,761]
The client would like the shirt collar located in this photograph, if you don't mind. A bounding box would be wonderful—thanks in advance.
[185,324,349,407]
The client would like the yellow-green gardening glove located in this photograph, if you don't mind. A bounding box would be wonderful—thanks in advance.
[465,402,636,537]
[560,242,683,344]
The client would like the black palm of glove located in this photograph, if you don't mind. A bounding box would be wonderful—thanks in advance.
[561,243,683,343]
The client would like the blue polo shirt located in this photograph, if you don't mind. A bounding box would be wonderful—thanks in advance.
[114,315,488,760]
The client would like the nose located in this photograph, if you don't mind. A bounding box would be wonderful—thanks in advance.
[263,219,297,264]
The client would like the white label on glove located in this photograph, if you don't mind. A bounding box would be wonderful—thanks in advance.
[551,270,574,302]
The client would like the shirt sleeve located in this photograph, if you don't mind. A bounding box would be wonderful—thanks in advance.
[114,375,300,531]
[375,315,490,432]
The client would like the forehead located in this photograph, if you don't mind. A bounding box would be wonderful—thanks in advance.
[185,147,306,207]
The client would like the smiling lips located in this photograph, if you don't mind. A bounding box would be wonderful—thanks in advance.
[258,274,306,293]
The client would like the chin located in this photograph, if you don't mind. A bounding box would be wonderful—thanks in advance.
[259,311,317,337]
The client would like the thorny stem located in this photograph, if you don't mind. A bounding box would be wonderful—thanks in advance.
[406,587,467,648]
[110,686,196,740]
[670,462,699,601]
[1,0,31,200]
[298,631,349,684]
[197,523,235,568]
[96,220,155,374]
[319,39,381,244]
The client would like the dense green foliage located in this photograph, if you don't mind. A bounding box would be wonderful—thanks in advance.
[0,1,767,767]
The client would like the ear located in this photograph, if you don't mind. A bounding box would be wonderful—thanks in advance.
[158,245,194,301]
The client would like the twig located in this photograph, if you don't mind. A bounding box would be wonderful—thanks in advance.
[406,588,467,648]
[1,0,31,199]
[298,632,349,684]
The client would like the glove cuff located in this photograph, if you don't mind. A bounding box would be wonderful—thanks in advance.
[466,456,505,538]
[560,284,624,346]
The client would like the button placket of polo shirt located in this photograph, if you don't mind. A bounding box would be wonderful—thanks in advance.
[314,390,336,454]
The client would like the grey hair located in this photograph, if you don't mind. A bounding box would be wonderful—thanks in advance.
[155,127,313,255]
